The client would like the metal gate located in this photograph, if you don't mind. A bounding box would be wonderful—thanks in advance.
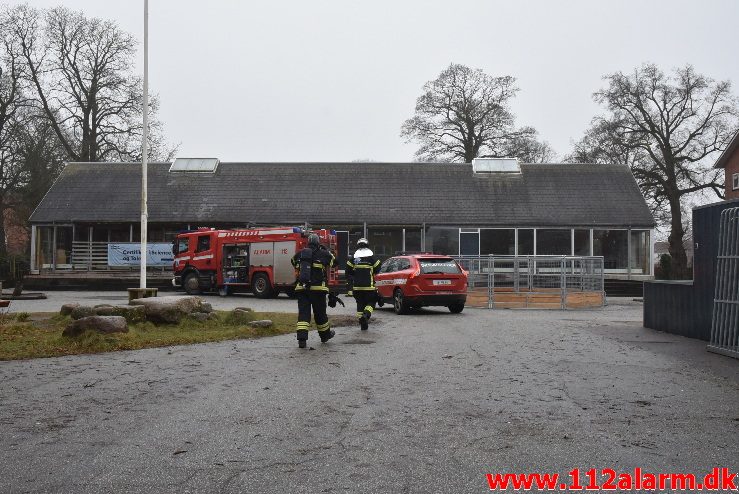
[708,207,739,359]
[453,256,605,309]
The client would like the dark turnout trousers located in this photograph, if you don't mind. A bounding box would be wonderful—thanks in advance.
[353,290,376,320]
[295,290,331,340]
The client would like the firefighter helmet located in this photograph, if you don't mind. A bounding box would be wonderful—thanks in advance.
[357,237,369,248]
[308,233,320,247]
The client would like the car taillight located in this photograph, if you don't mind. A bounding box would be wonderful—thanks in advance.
[408,267,420,280]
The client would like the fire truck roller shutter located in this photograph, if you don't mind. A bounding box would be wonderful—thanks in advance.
[273,241,297,285]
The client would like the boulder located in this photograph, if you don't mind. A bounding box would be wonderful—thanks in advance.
[234,306,253,312]
[114,305,146,323]
[70,306,95,320]
[226,308,255,325]
[94,303,114,309]
[186,312,213,323]
[94,306,115,316]
[60,303,80,316]
[248,319,273,328]
[63,316,128,337]
[91,305,145,323]
[129,295,206,324]
[200,302,213,313]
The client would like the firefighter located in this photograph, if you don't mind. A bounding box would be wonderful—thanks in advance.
[291,233,336,348]
[345,237,381,331]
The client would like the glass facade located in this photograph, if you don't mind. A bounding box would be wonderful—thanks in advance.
[518,229,534,255]
[425,227,459,255]
[480,229,515,255]
[36,226,54,268]
[367,227,403,259]
[31,222,652,276]
[574,229,590,256]
[630,230,650,274]
[536,229,572,255]
[593,229,629,270]
[459,231,480,256]
[55,227,73,266]
[404,228,422,253]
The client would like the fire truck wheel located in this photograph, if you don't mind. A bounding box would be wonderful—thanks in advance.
[251,272,274,298]
[184,273,201,295]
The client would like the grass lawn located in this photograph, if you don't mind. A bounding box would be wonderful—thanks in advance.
[0,311,358,361]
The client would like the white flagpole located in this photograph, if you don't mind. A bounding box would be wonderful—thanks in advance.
[140,0,149,289]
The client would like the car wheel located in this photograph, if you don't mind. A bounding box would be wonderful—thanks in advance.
[184,273,201,295]
[448,303,465,314]
[393,288,409,315]
[251,272,274,298]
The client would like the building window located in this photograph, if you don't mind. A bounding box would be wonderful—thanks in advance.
[459,231,480,256]
[36,227,54,268]
[593,230,629,270]
[536,229,572,255]
[110,225,130,242]
[630,230,650,274]
[367,227,403,259]
[517,229,534,255]
[733,173,739,190]
[425,227,460,255]
[404,228,422,253]
[574,229,590,256]
[480,229,515,255]
[56,227,73,267]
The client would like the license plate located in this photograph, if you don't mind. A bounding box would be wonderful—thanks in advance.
[433,279,451,285]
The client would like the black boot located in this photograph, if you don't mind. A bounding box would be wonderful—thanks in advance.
[359,316,368,331]
[319,329,335,343]
[363,309,372,322]
[297,330,308,348]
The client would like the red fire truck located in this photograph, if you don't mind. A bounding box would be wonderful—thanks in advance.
[172,227,338,297]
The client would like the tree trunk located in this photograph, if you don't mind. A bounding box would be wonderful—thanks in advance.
[667,196,689,279]
[0,200,8,259]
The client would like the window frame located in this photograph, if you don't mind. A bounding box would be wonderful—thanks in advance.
[176,238,189,254]
[733,172,739,191]
[195,235,211,253]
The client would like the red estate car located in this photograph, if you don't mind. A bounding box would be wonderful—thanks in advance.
[375,254,468,314]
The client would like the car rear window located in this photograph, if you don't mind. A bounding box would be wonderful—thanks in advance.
[418,258,461,274]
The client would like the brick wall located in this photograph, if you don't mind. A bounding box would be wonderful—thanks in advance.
[725,148,739,200]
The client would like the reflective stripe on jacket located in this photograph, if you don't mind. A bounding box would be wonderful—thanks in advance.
[291,246,335,292]
[346,256,381,290]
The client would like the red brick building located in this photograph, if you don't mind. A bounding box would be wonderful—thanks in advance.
[715,130,739,200]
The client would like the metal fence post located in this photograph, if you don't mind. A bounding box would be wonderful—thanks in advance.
[560,257,566,310]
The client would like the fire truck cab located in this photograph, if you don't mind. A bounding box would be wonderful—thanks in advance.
[172,227,337,298]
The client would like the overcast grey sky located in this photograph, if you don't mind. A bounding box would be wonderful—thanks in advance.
[22,0,739,162]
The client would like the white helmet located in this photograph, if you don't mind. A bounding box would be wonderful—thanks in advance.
[357,237,369,248]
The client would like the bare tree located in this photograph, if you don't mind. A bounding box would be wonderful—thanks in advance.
[5,5,171,163]
[401,63,551,163]
[0,8,32,256]
[568,64,739,278]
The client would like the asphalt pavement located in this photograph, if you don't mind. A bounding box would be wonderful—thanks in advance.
[1,295,738,493]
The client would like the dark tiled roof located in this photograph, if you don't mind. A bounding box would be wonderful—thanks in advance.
[30,161,655,227]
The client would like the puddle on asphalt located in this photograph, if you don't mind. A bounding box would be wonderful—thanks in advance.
[341,339,375,345]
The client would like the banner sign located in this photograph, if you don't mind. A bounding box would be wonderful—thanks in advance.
[108,243,173,267]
